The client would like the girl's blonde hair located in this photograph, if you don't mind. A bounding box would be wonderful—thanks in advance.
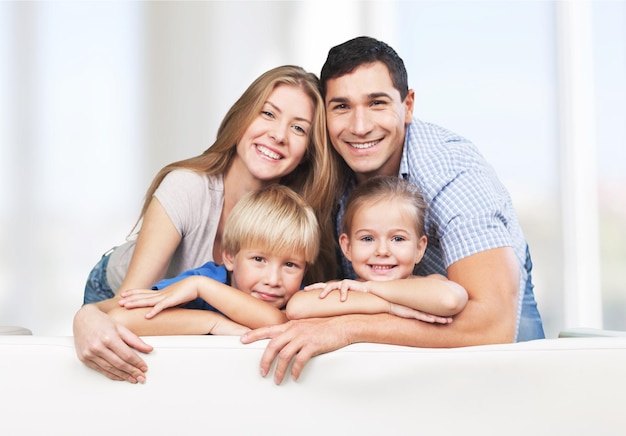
[135,65,340,283]
[342,176,428,237]
[222,184,319,265]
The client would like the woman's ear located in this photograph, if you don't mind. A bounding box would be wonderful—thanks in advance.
[222,251,235,272]
[415,235,428,264]
[339,233,352,261]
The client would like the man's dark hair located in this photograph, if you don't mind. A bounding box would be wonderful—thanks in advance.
[320,36,409,100]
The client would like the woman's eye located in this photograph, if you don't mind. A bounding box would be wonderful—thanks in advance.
[292,125,307,135]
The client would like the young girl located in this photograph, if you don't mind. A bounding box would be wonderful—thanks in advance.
[286,175,468,323]
[74,65,340,383]
[109,185,319,336]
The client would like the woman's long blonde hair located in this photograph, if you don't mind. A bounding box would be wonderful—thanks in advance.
[136,65,340,283]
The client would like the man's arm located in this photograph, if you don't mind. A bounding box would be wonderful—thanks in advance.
[241,246,519,384]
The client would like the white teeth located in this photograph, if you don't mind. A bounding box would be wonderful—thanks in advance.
[257,145,281,160]
[371,265,394,270]
[349,140,379,149]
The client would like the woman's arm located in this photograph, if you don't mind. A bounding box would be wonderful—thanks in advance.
[119,275,288,329]
[109,306,250,336]
[73,197,182,382]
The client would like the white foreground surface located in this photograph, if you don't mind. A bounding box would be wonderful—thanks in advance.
[1,335,625,435]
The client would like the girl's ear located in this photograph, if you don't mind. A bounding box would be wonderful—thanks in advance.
[222,251,235,272]
[415,235,428,264]
[339,233,353,261]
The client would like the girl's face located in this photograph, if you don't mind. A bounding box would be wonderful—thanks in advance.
[233,84,313,184]
[339,197,427,281]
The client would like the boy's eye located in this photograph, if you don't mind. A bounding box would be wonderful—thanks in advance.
[253,256,264,262]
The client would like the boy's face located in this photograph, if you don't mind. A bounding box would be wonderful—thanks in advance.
[325,62,414,185]
[223,247,307,308]
[339,198,427,281]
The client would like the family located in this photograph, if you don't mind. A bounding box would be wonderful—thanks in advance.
[74,36,545,385]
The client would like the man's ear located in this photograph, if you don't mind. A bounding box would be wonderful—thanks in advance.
[222,251,235,272]
[339,233,353,261]
[404,89,415,124]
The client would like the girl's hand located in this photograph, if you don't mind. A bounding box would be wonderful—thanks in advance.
[389,303,453,324]
[304,279,368,302]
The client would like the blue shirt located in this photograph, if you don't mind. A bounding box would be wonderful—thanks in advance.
[153,261,229,312]
[336,117,541,340]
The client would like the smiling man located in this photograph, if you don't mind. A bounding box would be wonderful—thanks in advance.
[242,36,545,384]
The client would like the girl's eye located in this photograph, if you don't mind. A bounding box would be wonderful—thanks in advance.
[392,236,406,242]
[262,110,275,118]
[360,236,374,243]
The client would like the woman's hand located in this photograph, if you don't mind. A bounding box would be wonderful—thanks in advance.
[73,304,153,383]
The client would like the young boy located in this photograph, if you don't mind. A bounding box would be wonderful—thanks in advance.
[286,176,468,323]
[108,184,319,336]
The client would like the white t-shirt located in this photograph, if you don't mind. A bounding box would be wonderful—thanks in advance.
[106,170,224,291]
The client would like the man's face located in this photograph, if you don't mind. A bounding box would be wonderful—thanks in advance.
[325,62,414,184]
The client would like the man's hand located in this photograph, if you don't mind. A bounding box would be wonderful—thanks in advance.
[73,304,153,383]
[240,318,352,385]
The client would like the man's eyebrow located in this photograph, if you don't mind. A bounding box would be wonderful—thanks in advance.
[368,92,393,100]
[327,93,393,105]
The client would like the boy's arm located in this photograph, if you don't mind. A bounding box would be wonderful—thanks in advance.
[120,276,288,329]
[109,306,250,336]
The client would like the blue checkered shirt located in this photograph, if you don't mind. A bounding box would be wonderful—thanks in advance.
[335,117,530,332]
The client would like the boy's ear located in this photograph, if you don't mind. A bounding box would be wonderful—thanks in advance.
[222,251,235,272]
[339,233,352,261]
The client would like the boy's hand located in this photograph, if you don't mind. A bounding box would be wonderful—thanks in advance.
[119,278,200,319]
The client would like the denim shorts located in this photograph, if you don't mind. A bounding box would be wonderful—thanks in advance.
[83,251,115,305]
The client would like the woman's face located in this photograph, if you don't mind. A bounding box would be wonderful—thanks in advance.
[234,84,313,183]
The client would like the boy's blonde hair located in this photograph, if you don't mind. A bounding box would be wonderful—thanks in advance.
[222,185,320,265]
[342,176,428,237]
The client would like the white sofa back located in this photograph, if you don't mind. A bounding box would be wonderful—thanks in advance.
[2,335,625,435]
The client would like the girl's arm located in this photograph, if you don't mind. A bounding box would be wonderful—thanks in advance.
[109,306,250,336]
[286,289,453,324]
[305,275,468,317]
[360,275,468,317]
[119,275,288,329]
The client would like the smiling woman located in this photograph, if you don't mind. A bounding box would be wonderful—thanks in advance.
[72,64,341,383]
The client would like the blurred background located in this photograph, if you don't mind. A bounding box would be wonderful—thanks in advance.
[1,0,624,339]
